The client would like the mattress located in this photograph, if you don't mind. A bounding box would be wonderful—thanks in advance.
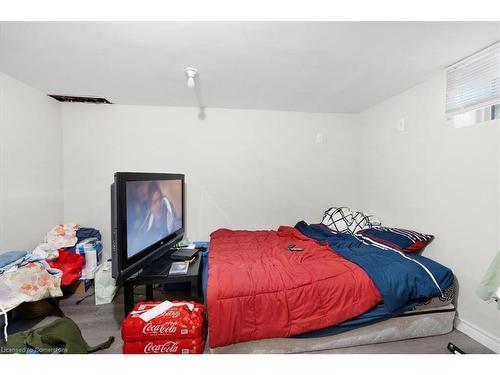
[208,306,455,354]
[408,281,455,313]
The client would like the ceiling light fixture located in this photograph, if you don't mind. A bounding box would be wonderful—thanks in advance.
[184,67,198,89]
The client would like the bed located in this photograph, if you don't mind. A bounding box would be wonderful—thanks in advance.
[202,221,455,352]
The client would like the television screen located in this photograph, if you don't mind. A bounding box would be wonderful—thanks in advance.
[125,179,183,258]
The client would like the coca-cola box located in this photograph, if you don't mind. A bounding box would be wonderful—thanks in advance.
[122,301,206,343]
[123,337,205,354]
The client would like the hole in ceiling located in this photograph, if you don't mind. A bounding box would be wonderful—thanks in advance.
[48,95,112,104]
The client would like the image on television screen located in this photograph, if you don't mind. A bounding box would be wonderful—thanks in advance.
[126,179,182,258]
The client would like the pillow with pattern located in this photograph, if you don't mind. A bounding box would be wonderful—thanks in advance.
[351,211,382,233]
[321,207,353,233]
[357,227,434,253]
[322,207,381,234]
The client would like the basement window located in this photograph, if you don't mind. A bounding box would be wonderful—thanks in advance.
[446,41,500,128]
[452,104,500,128]
[493,104,500,120]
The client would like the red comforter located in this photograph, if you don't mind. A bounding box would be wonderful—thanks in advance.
[207,226,382,348]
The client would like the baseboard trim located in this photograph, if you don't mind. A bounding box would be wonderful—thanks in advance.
[454,317,500,353]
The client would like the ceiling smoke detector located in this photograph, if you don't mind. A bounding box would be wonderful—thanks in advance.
[184,67,198,89]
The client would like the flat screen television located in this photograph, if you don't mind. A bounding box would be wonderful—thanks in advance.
[111,172,185,284]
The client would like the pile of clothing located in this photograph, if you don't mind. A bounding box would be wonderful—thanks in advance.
[0,223,103,291]
[34,224,102,286]
[0,223,103,342]
[0,250,64,342]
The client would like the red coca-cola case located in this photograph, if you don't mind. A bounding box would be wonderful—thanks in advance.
[122,301,205,342]
[123,337,205,354]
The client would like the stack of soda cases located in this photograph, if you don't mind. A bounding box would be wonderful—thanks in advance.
[122,300,206,354]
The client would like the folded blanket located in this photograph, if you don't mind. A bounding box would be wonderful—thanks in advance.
[0,251,27,274]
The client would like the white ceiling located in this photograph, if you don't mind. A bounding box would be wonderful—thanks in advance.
[0,22,499,113]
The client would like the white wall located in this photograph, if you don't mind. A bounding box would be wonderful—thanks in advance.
[0,72,63,251]
[62,104,358,257]
[358,72,500,351]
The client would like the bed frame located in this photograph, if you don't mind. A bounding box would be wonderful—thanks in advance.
[208,305,455,353]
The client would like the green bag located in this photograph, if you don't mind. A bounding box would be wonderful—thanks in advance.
[476,251,500,309]
[1,317,114,354]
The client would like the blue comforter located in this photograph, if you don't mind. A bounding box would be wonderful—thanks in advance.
[295,221,454,313]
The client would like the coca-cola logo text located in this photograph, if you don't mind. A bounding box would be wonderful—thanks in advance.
[143,341,179,354]
[143,322,178,335]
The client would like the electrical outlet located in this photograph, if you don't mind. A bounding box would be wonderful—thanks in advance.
[398,118,405,131]
[316,133,323,144]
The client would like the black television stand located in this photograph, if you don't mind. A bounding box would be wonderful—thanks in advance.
[122,251,202,317]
